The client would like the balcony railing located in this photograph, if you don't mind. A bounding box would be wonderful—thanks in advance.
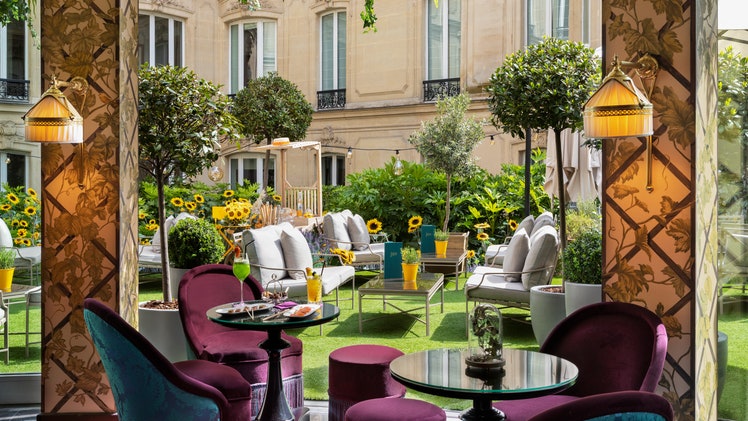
[317,89,346,110]
[423,78,460,102]
[0,79,30,103]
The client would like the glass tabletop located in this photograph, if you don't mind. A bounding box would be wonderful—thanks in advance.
[389,348,578,400]
[207,301,340,330]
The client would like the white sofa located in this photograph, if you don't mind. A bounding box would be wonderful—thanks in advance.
[242,222,355,307]
[321,210,384,270]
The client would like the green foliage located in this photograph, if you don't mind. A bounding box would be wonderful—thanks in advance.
[409,94,485,231]
[565,200,601,241]
[563,229,602,284]
[167,218,224,269]
[0,185,41,247]
[0,249,15,269]
[401,247,420,264]
[232,72,313,144]
[434,229,450,241]
[0,1,36,41]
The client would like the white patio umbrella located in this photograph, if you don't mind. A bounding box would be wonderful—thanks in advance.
[544,129,601,203]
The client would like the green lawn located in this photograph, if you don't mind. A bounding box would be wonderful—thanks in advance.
[3,271,748,419]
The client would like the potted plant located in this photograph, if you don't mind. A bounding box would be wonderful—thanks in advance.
[434,229,450,256]
[167,217,225,298]
[401,247,420,282]
[563,228,603,315]
[0,249,15,293]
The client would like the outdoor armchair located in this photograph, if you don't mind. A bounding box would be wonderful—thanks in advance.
[494,301,669,421]
[484,212,554,266]
[527,391,674,421]
[83,298,253,421]
[321,210,384,270]
[177,264,304,418]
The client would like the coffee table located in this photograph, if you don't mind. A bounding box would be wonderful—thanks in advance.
[357,272,444,335]
[208,302,340,421]
[420,249,468,290]
[389,348,578,421]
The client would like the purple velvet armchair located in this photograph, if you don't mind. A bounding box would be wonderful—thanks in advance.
[495,301,669,421]
[527,391,674,421]
[178,264,304,418]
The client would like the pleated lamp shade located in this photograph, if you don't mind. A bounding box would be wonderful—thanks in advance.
[22,85,84,143]
[583,61,653,139]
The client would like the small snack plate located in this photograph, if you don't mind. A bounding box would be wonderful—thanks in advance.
[283,304,321,319]
[217,302,274,316]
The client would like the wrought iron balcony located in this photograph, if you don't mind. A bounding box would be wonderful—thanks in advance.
[0,78,30,103]
[423,78,460,102]
[317,89,346,110]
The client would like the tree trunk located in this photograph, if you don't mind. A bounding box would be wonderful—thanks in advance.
[156,179,172,302]
[263,137,272,189]
[443,173,452,232]
[553,128,567,255]
[524,128,532,217]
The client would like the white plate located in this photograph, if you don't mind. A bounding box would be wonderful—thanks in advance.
[283,304,321,319]
[217,302,274,316]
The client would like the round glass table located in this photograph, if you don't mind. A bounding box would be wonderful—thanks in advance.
[389,348,578,421]
[208,302,340,421]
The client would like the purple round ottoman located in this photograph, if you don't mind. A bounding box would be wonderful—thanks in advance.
[328,345,407,421]
[344,397,446,421]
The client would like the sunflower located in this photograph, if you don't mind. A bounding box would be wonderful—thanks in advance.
[408,215,423,229]
[366,218,383,234]
[140,238,151,245]
[138,211,146,220]
[185,201,197,211]
[466,250,476,259]
[13,238,22,245]
[238,197,249,203]
[19,220,28,228]
[476,232,489,241]
[21,238,31,246]
[27,188,37,198]
[17,228,28,237]
[272,194,282,202]
[223,190,235,198]
[24,206,36,216]
[473,222,490,230]
[508,219,518,231]
[194,193,205,203]
[6,193,19,204]
[148,219,157,225]
[0,204,11,211]
[408,225,418,234]
[170,197,184,207]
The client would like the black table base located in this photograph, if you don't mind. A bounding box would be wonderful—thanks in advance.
[460,399,506,421]
[257,329,293,421]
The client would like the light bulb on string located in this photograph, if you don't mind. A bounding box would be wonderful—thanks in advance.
[394,150,403,176]
[347,146,352,159]
[490,135,495,145]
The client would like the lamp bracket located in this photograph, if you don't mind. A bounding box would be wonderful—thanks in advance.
[616,54,659,81]
[50,75,89,96]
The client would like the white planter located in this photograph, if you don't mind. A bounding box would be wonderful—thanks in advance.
[530,285,566,346]
[564,282,602,316]
[169,266,190,300]
[138,302,188,362]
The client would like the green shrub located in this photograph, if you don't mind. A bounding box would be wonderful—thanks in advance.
[563,229,602,284]
[167,218,224,269]
[566,200,601,241]
[0,249,15,269]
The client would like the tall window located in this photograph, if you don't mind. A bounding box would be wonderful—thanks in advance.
[526,0,569,45]
[322,154,346,186]
[229,21,277,94]
[426,0,461,81]
[229,154,275,190]
[0,20,28,102]
[138,14,184,66]
[318,11,346,109]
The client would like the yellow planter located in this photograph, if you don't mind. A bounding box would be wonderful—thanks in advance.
[402,263,419,282]
[434,240,448,256]
[0,268,14,293]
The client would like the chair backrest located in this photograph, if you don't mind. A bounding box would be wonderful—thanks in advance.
[540,301,668,397]
[527,391,673,421]
[178,264,264,356]
[83,298,226,421]
[522,225,560,290]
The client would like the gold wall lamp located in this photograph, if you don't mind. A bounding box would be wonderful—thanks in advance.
[583,54,659,192]
[22,75,89,144]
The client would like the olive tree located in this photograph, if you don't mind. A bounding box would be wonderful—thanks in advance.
[231,72,313,188]
[486,37,600,251]
[139,64,240,301]
[409,93,484,232]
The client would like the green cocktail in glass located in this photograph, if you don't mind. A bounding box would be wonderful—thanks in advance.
[233,253,251,305]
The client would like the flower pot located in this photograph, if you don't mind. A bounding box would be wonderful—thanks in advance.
[138,301,189,362]
[402,263,419,282]
[530,285,566,346]
[0,268,14,293]
[169,266,191,301]
[434,240,448,256]
[564,282,602,316]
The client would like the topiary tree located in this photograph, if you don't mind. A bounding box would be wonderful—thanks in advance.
[139,64,240,301]
[231,72,314,189]
[486,36,600,251]
[409,94,484,232]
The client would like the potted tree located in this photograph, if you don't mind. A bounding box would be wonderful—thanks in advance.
[563,228,603,315]
[0,249,15,293]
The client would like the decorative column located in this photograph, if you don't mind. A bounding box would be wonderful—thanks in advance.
[600,1,719,420]
[38,0,138,418]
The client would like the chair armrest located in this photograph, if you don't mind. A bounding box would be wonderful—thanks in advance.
[321,236,371,251]
[466,264,555,290]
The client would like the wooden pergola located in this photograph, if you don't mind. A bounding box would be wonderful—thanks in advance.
[256,140,323,216]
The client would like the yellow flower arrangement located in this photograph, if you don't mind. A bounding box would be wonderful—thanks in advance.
[473,222,490,230]
[6,193,19,204]
[138,211,146,220]
[0,185,41,247]
[27,188,37,198]
[367,218,383,234]
[185,201,197,211]
[24,206,36,216]
[223,190,235,198]
[194,193,205,203]
[408,215,423,229]
[224,200,253,225]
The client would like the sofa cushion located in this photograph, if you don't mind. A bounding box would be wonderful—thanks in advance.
[280,226,313,280]
[516,215,535,236]
[465,269,531,303]
[323,212,352,251]
[502,228,530,282]
[522,226,559,290]
[347,214,370,251]
[530,212,555,237]
[244,225,286,283]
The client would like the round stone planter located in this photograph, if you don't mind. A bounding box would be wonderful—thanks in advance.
[564,282,602,316]
[169,266,190,300]
[138,301,188,362]
[529,285,566,346]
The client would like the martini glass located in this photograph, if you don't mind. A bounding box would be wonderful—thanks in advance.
[233,254,251,307]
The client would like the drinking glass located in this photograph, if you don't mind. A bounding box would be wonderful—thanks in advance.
[233,254,251,306]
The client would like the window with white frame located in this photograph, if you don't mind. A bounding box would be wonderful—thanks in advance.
[0,20,28,102]
[229,21,277,94]
[526,0,582,45]
[320,11,346,91]
[229,154,275,190]
[138,14,183,67]
[1,152,28,189]
[425,0,461,81]
[322,154,346,186]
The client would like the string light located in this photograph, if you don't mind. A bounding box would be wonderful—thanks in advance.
[346,146,352,159]
[490,135,495,145]
[394,150,403,176]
